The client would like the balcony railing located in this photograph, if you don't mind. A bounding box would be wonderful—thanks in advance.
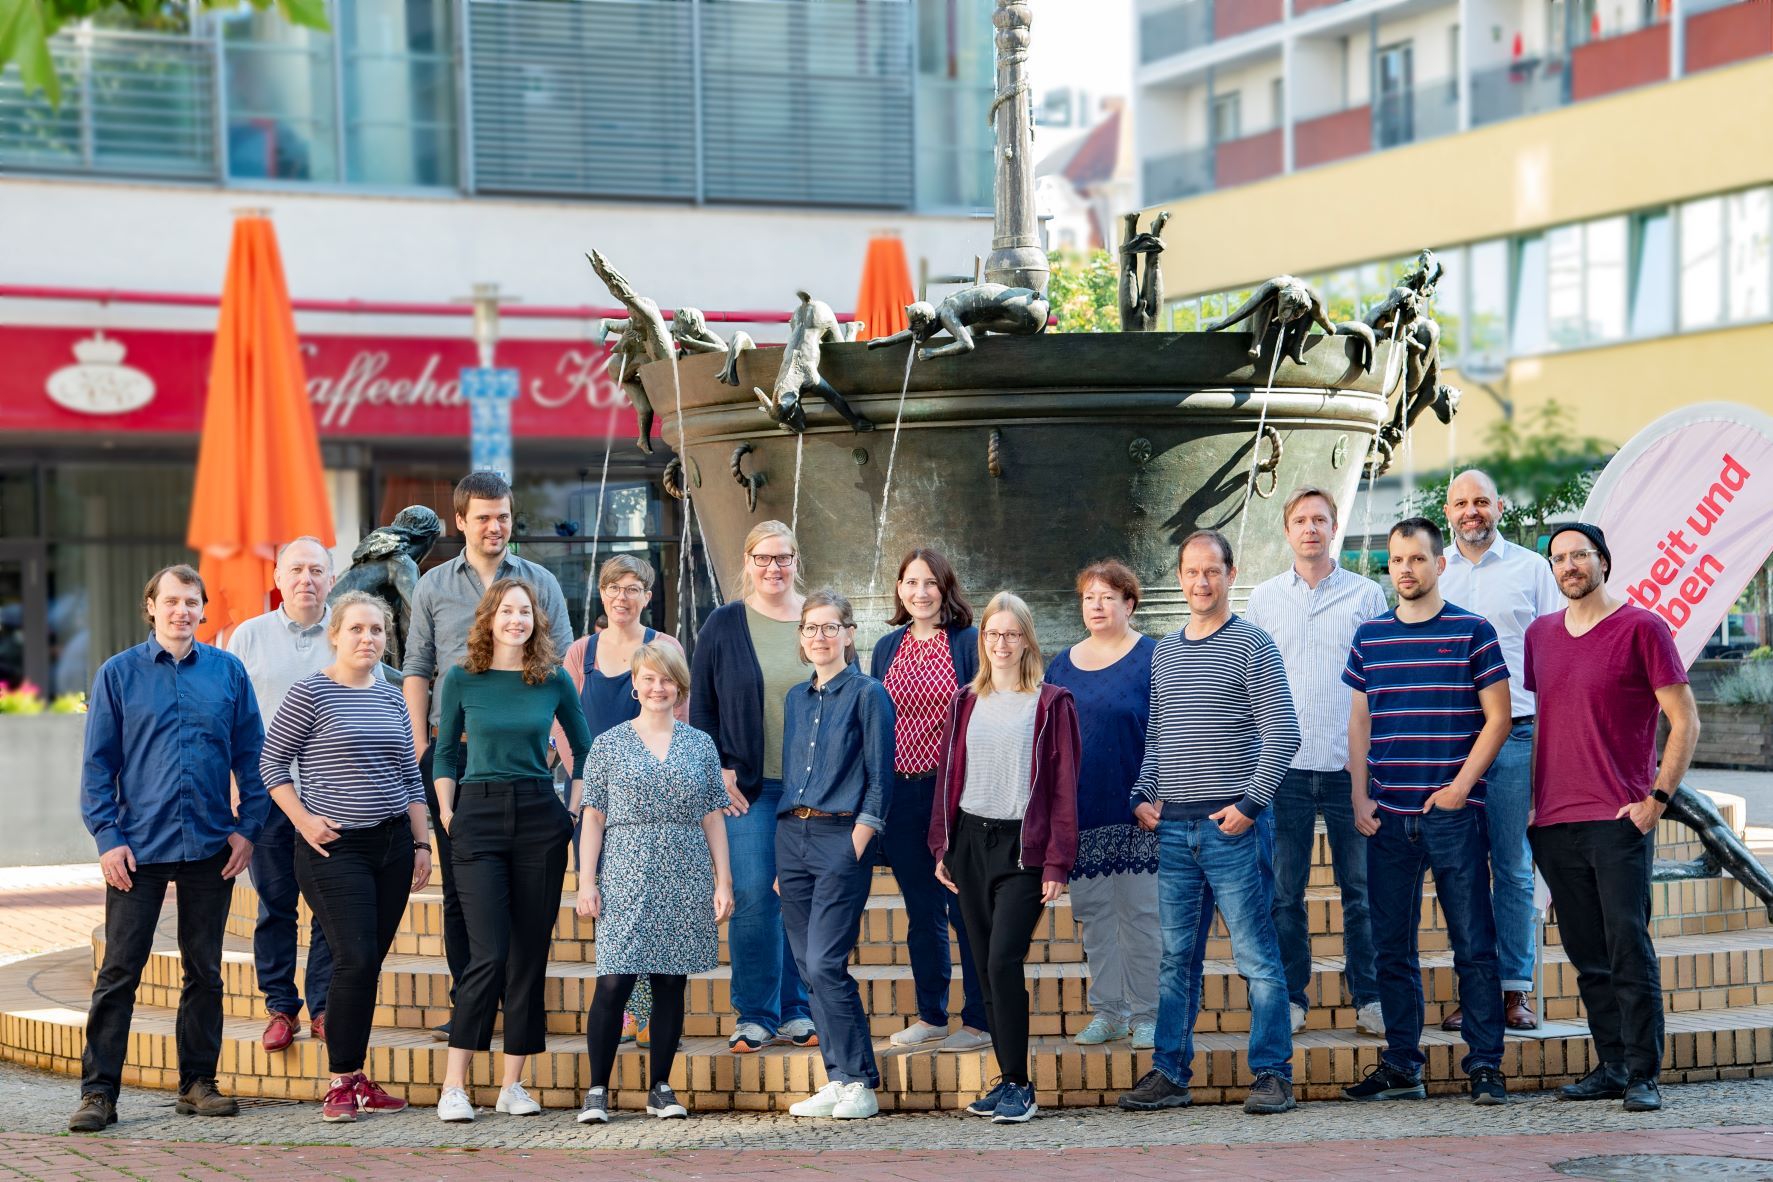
[1143,144,1213,203]
[1372,77,1458,150]
[1470,57,1569,128]
[1140,0,1213,64]
[1685,0,1772,75]
[0,28,217,180]
[1570,20,1670,102]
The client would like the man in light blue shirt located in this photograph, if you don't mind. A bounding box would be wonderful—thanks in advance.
[1437,468,1563,1032]
[1244,485,1388,1038]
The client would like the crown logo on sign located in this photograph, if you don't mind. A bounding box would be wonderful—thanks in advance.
[72,332,127,365]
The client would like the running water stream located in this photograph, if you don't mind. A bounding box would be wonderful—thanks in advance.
[1233,339,1286,563]
[791,432,804,535]
[1355,318,1407,578]
[865,345,919,603]
[665,348,699,642]
[582,354,626,633]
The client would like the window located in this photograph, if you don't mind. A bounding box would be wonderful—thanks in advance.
[1546,224,1584,346]
[1727,188,1771,323]
[1432,245,1464,366]
[1629,208,1674,337]
[1585,216,1627,343]
[1210,92,1241,143]
[223,7,339,181]
[1468,239,1508,365]
[916,0,994,209]
[1511,234,1548,355]
[1270,77,1284,127]
[1680,197,1723,330]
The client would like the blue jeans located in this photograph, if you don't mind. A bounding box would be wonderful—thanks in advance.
[777,815,879,1086]
[1271,769,1377,1011]
[248,808,333,1018]
[877,774,988,1030]
[1367,805,1503,1076]
[1153,813,1292,1085]
[1484,723,1538,991]
[725,778,810,1030]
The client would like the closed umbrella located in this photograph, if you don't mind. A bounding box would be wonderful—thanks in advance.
[852,233,916,342]
[187,212,335,642]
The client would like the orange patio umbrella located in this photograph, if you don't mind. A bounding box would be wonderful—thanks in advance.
[187,212,335,642]
[852,233,916,342]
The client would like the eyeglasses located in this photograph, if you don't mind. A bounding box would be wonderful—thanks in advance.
[602,584,648,599]
[799,622,847,639]
[1549,549,1600,569]
[983,630,1024,645]
[750,553,797,569]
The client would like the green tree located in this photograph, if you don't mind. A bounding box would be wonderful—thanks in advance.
[1,0,327,102]
[1045,249,1119,333]
[1404,400,1615,547]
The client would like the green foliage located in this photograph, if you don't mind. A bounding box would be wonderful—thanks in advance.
[1046,249,1119,334]
[1403,400,1614,547]
[1718,662,1773,706]
[1748,645,1773,662]
[0,0,328,103]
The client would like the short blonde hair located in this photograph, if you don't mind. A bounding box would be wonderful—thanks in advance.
[599,553,655,591]
[327,590,392,641]
[1282,485,1338,527]
[631,640,691,701]
[973,591,1044,696]
[737,519,803,600]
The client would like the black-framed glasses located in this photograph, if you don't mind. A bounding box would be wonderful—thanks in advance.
[798,622,846,639]
[983,629,1024,644]
[750,553,797,569]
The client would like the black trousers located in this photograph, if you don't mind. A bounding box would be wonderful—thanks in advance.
[448,779,572,1055]
[585,973,688,1090]
[295,816,414,1076]
[81,847,233,1101]
[1530,818,1665,1080]
[420,742,471,1003]
[948,811,1046,1086]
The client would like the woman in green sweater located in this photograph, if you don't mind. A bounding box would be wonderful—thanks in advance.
[431,577,593,1123]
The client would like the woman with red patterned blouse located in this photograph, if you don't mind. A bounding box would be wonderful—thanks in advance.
[868,548,990,1052]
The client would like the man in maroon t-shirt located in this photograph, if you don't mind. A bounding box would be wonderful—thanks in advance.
[1523,523,1698,1115]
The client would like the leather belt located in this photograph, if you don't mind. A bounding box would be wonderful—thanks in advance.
[787,806,851,819]
[1512,714,1535,725]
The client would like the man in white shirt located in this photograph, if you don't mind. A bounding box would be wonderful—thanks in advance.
[1245,486,1388,1038]
[1436,469,1563,1032]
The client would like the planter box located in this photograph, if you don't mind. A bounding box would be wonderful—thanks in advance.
[1691,701,1773,770]
[0,714,93,865]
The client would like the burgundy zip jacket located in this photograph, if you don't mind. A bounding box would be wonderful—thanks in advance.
[926,682,1081,884]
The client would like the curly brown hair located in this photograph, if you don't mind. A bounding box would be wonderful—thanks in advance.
[463,577,559,685]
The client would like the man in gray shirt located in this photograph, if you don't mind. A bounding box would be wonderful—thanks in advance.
[401,471,574,1036]
[226,537,337,1056]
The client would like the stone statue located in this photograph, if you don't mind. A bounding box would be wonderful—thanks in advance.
[587,249,672,454]
[670,307,727,356]
[865,284,1049,361]
[751,292,875,434]
[327,505,443,671]
[1118,211,1169,332]
[1656,784,1773,922]
[1203,275,1338,365]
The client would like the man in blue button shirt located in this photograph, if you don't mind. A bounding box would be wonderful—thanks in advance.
[69,564,271,1134]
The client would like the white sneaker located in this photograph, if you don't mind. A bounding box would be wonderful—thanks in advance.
[437,1086,475,1123]
[576,1086,609,1124]
[495,1082,541,1115]
[1356,1001,1387,1037]
[1130,1021,1157,1050]
[1075,1015,1130,1045]
[788,1080,845,1118]
[1290,1003,1307,1034]
[831,1081,879,1119]
[890,1019,948,1047]
[936,1027,992,1053]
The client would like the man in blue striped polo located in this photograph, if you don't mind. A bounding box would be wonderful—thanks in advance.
[1341,517,1513,1105]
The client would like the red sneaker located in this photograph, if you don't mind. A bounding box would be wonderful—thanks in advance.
[310,1013,327,1045]
[321,1075,359,1122]
[263,1012,298,1053]
[353,1074,409,1114]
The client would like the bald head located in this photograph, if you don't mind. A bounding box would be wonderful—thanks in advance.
[275,537,334,624]
[1445,469,1504,550]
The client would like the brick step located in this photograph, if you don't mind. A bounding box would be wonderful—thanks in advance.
[6,946,1772,1110]
[106,918,1773,1039]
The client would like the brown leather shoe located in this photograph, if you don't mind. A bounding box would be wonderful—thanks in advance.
[310,1012,327,1045]
[262,1011,298,1052]
[1439,1005,1463,1032]
[175,1079,239,1117]
[68,1092,117,1132]
[1505,991,1539,1030]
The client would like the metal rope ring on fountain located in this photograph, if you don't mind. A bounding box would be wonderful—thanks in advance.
[1253,426,1283,499]
[662,457,686,501]
[730,442,765,513]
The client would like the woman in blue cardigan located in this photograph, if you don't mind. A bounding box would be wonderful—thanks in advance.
[869,547,991,1052]
[688,520,815,1053]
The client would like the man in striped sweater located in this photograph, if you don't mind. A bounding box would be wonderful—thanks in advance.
[1116,530,1301,1116]
[1341,517,1513,1106]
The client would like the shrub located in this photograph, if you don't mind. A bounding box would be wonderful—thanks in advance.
[1717,662,1773,707]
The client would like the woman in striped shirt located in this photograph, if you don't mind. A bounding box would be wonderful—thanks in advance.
[259,590,430,1123]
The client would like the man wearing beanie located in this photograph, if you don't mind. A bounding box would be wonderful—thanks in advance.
[1523,523,1699,1113]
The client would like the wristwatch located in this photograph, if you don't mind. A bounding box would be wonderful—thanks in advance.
[1651,788,1672,805]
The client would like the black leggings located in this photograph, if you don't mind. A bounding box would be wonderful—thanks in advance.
[586,973,687,1090]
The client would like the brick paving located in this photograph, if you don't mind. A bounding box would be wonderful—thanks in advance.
[0,865,103,967]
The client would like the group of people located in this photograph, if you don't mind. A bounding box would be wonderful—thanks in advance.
[69,466,1697,1133]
